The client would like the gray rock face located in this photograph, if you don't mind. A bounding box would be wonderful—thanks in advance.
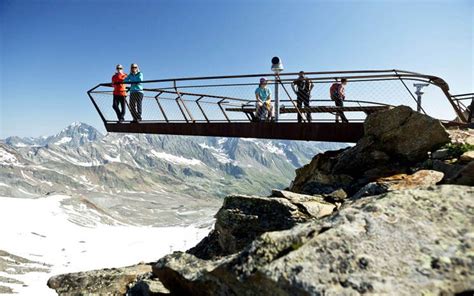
[188,193,335,259]
[47,263,154,295]
[154,185,474,296]
[363,105,450,162]
[291,106,452,196]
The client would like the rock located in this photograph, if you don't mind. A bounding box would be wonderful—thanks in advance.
[270,190,336,218]
[376,169,444,190]
[189,193,335,260]
[128,277,170,295]
[154,185,474,296]
[290,149,353,194]
[322,188,348,203]
[153,252,226,296]
[291,106,450,196]
[431,159,466,180]
[187,190,336,259]
[213,195,306,256]
[449,161,474,186]
[353,170,444,199]
[352,182,389,200]
[448,128,474,145]
[459,150,474,163]
[432,148,449,159]
[363,105,450,162]
[47,263,152,295]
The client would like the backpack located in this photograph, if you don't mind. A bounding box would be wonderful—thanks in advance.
[330,83,341,100]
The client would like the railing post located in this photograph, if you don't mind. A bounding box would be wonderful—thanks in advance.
[218,99,231,122]
[174,80,195,123]
[154,92,169,123]
[274,75,279,122]
[196,96,210,123]
[87,85,107,124]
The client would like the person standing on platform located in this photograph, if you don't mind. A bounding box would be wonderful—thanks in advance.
[330,78,349,123]
[292,71,313,122]
[124,63,144,122]
[111,64,127,122]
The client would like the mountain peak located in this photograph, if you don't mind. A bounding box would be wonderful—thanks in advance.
[50,122,103,146]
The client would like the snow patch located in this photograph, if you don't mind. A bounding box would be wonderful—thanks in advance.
[198,143,232,164]
[103,154,121,163]
[55,137,72,145]
[150,150,203,166]
[262,142,285,155]
[0,148,20,165]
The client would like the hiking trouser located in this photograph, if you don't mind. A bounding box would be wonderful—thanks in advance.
[255,101,274,121]
[297,92,311,123]
[333,96,348,123]
[112,95,126,121]
[130,92,143,121]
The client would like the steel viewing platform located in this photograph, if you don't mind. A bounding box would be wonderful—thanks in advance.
[88,69,473,143]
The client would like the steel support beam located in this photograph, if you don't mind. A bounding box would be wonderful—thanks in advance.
[105,122,365,143]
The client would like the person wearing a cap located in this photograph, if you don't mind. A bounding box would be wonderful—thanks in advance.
[255,78,274,122]
[124,63,144,122]
[111,64,128,122]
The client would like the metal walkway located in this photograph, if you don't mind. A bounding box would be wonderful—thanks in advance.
[88,69,472,143]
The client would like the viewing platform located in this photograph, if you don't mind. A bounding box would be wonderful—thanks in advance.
[88,69,472,143]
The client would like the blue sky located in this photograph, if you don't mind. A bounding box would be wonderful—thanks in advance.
[0,0,472,138]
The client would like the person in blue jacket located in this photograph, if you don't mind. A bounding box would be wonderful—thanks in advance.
[124,63,144,122]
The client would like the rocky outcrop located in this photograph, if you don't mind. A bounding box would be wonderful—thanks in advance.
[154,185,474,295]
[47,263,166,295]
[188,191,335,259]
[291,106,473,195]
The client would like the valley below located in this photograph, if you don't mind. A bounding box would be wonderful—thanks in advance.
[0,122,343,294]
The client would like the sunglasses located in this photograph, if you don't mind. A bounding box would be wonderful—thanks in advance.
[117,67,123,70]
[132,66,138,69]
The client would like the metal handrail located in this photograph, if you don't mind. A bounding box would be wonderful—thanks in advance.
[88,69,469,125]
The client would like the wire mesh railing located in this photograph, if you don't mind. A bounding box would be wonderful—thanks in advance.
[451,93,474,122]
[88,69,467,125]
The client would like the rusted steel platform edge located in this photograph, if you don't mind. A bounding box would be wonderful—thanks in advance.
[105,122,365,143]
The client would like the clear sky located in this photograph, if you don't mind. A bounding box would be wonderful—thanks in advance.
[0,0,472,138]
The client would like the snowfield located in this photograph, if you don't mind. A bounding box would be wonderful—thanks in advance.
[150,150,203,166]
[0,195,212,295]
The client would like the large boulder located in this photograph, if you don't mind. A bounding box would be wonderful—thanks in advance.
[154,185,474,295]
[363,105,450,161]
[290,149,353,194]
[47,263,160,295]
[188,193,335,259]
[291,106,451,195]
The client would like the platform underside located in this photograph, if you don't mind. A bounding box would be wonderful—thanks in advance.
[105,122,365,143]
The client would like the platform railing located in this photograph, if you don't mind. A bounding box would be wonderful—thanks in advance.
[88,69,468,125]
[451,93,474,122]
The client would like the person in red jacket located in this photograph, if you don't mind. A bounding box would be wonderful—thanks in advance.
[112,64,128,122]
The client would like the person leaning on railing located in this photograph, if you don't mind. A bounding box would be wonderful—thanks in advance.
[124,63,144,122]
[111,64,128,123]
[330,78,349,123]
[292,71,313,123]
[255,78,275,122]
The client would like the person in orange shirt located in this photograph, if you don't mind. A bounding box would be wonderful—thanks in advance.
[112,64,128,122]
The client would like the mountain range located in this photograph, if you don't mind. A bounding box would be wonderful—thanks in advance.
[0,122,345,226]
